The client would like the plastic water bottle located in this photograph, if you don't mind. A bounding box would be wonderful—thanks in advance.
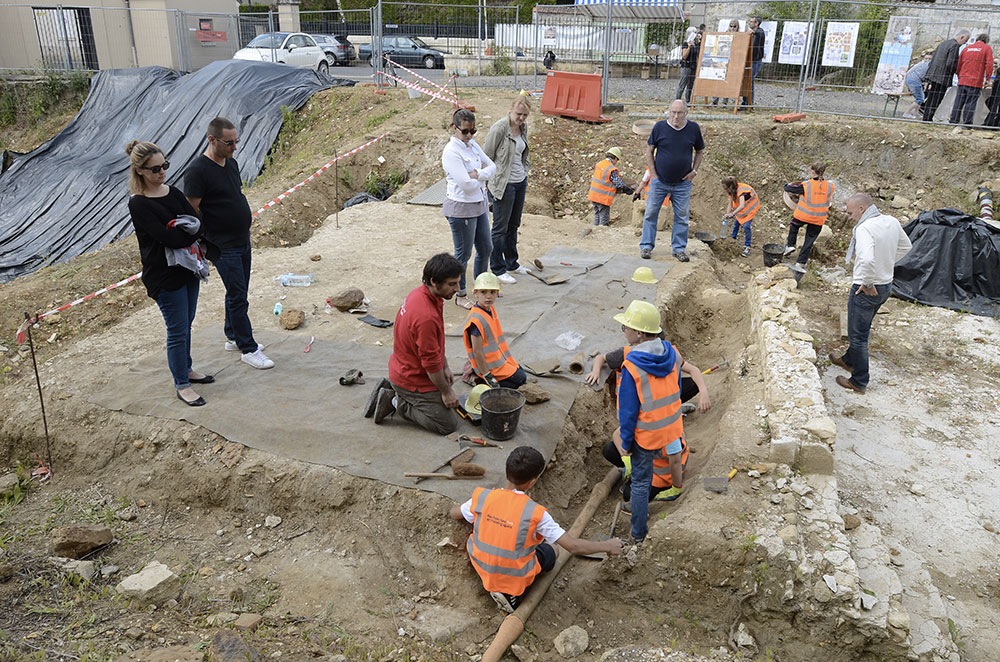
[278,273,315,287]
[273,302,283,315]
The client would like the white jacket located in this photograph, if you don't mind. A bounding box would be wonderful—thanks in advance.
[442,136,496,203]
[849,206,912,286]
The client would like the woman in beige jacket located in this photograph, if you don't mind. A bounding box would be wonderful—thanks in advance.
[482,96,531,284]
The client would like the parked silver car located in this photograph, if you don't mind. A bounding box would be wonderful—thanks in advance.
[311,34,357,66]
[234,32,329,74]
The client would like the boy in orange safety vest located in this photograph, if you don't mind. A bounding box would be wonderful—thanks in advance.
[463,272,527,389]
[722,176,759,258]
[449,446,622,613]
[587,300,711,544]
[783,162,834,273]
[586,147,634,227]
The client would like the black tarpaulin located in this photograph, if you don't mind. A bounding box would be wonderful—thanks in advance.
[0,61,349,283]
[892,208,1000,317]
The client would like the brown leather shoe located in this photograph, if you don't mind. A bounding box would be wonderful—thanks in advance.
[828,352,853,371]
[836,375,865,394]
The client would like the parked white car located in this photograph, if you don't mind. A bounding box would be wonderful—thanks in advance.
[234,32,329,75]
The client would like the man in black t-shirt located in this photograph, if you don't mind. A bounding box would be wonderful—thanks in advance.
[185,117,274,370]
[676,27,701,103]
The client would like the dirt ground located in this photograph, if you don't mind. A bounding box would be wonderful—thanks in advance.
[2,84,999,661]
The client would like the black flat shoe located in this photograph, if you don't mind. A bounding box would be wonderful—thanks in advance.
[177,391,206,407]
[189,375,215,384]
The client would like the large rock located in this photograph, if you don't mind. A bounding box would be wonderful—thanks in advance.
[553,625,589,658]
[50,525,113,559]
[803,416,837,441]
[116,561,180,604]
[518,382,550,404]
[209,630,259,662]
[0,473,19,499]
[328,287,365,311]
[279,309,305,330]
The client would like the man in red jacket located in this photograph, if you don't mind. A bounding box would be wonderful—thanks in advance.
[364,253,464,434]
[950,34,993,125]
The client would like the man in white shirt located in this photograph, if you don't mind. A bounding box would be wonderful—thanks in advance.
[830,193,912,393]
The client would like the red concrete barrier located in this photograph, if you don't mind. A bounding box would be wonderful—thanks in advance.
[540,71,610,123]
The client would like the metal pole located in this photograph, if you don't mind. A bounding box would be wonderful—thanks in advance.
[23,313,54,474]
[601,0,612,105]
[269,10,276,69]
[58,5,73,70]
[794,0,818,113]
[513,6,519,91]
[477,0,482,77]
[532,7,538,90]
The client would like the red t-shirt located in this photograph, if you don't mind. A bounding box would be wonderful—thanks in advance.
[957,42,994,88]
[389,285,446,392]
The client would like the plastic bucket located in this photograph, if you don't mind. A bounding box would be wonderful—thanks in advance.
[695,231,717,246]
[479,387,526,441]
[762,243,784,267]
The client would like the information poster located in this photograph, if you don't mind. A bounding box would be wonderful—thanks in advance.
[698,33,733,80]
[871,16,917,95]
[822,21,859,67]
[761,21,778,63]
[778,21,814,65]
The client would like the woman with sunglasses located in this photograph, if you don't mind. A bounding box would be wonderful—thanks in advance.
[126,140,213,407]
[441,108,496,310]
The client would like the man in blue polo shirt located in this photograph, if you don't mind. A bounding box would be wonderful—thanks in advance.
[640,100,705,262]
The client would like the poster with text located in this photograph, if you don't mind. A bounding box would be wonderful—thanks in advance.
[822,22,859,67]
[761,21,778,63]
[871,15,917,95]
[778,21,814,65]
[698,33,733,80]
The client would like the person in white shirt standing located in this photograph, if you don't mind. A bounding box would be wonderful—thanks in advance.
[830,193,912,394]
[442,109,497,310]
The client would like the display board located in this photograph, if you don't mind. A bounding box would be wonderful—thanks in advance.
[761,21,778,63]
[778,21,814,65]
[822,21,860,67]
[871,15,917,95]
[691,31,752,109]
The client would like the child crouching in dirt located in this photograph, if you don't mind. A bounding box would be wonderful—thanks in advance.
[449,446,622,612]
[462,272,527,389]
[722,176,759,258]
[585,300,710,544]
[586,147,634,226]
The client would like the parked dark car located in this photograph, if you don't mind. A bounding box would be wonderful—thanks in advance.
[311,34,357,66]
[359,36,448,69]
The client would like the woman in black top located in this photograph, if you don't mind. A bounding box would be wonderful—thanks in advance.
[126,140,213,406]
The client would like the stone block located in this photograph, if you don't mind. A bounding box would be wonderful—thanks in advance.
[804,416,837,441]
[233,613,263,631]
[116,561,180,605]
[769,436,798,465]
[799,441,835,475]
[51,525,113,559]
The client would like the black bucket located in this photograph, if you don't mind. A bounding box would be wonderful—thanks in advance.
[762,243,784,267]
[695,231,717,246]
[479,387,526,441]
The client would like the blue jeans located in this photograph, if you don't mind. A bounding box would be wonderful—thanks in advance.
[841,283,891,390]
[731,219,752,247]
[748,60,763,105]
[906,78,925,106]
[212,242,258,354]
[626,444,656,541]
[641,178,692,255]
[155,280,199,389]
[448,212,492,294]
[490,178,527,275]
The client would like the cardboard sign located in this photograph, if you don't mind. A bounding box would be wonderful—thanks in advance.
[692,31,752,105]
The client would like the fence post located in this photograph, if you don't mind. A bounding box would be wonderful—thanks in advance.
[268,11,276,68]
[513,5,519,91]
[532,7,538,90]
[58,5,73,70]
[601,0,612,105]
[795,0,819,113]
[477,0,483,77]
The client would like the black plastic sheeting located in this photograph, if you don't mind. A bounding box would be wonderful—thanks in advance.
[892,208,1000,317]
[0,60,352,283]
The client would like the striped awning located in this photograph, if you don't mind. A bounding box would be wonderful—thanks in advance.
[561,0,685,21]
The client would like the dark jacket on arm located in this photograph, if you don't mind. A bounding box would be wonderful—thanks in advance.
[925,39,960,85]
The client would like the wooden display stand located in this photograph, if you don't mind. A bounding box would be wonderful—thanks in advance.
[691,32,753,114]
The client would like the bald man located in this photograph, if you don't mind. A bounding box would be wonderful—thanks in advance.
[829,194,911,394]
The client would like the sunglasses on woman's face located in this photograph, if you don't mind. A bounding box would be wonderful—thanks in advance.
[457,127,476,136]
[141,161,170,174]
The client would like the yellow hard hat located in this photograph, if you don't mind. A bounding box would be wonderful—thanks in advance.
[613,300,662,335]
[473,272,501,291]
[607,146,623,160]
[464,384,490,416]
[631,266,658,284]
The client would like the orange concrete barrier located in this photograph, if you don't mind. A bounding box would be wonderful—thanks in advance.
[773,112,806,123]
[540,71,610,123]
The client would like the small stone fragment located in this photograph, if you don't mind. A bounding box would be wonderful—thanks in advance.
[843,514,861,530]
[984,522,996,533]
[860,592,878,610]
[279,309,305,330]
[50,525,113,559]
[908,484,925,496]
[511,644,535,662]
[264,515,282,529]
[553,625,589,658]
[116,561,181,605]
[309,254,322,261]
[823,574,838,593]
[234,613,263,632]
[518,383,550,404]
[328,287,365,311]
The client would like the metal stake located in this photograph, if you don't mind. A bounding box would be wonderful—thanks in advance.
[334,145,340,230]
[23,313,54,473]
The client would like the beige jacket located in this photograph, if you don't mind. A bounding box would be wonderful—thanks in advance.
[481,116,530,200]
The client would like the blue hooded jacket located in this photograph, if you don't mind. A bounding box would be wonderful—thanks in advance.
[618,339,681,452]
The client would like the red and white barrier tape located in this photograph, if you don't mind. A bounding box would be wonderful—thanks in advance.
[379,71,460,106]
[384,56,459,102]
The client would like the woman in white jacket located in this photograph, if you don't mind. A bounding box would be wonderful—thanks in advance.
[442,108,496,309]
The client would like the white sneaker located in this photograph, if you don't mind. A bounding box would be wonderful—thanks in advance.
[241,349,274,369]
[497,273,517,284]
[225,341,263,352]
[513,265,532,275]
[782,246,795,257]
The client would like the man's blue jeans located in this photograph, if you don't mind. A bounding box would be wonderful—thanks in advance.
[749,60,763,105]
[641,178,692,255]
[841,283,891,390]
[212,242,258,354]
[490,178,527,276]
[155,280,199,389]
[626,444,656,541]
[447,212,492,294]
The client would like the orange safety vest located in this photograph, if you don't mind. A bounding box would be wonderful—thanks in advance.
[652,436,688,489]
[642,169,671,208]
[731,182,759,224]
[463,306,519,380]
[587,158,618,206]
[793,179,834,225]
[619,346,684,451]
[466,487,547,596]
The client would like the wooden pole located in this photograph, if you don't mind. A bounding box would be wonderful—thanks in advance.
[480,467,620,662]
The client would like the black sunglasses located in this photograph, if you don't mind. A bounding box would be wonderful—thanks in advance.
[457,127,476,136]
[140,161,170,174]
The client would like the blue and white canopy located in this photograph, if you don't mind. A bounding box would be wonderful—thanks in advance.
[569,0,684,21]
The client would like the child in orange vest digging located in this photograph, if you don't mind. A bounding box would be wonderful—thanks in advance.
[722,176,760,258]
[587,300,711,544]
[463,272,527,389]
[783,162,834,273]
[449,446,623,612]
[587,147,634,226]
